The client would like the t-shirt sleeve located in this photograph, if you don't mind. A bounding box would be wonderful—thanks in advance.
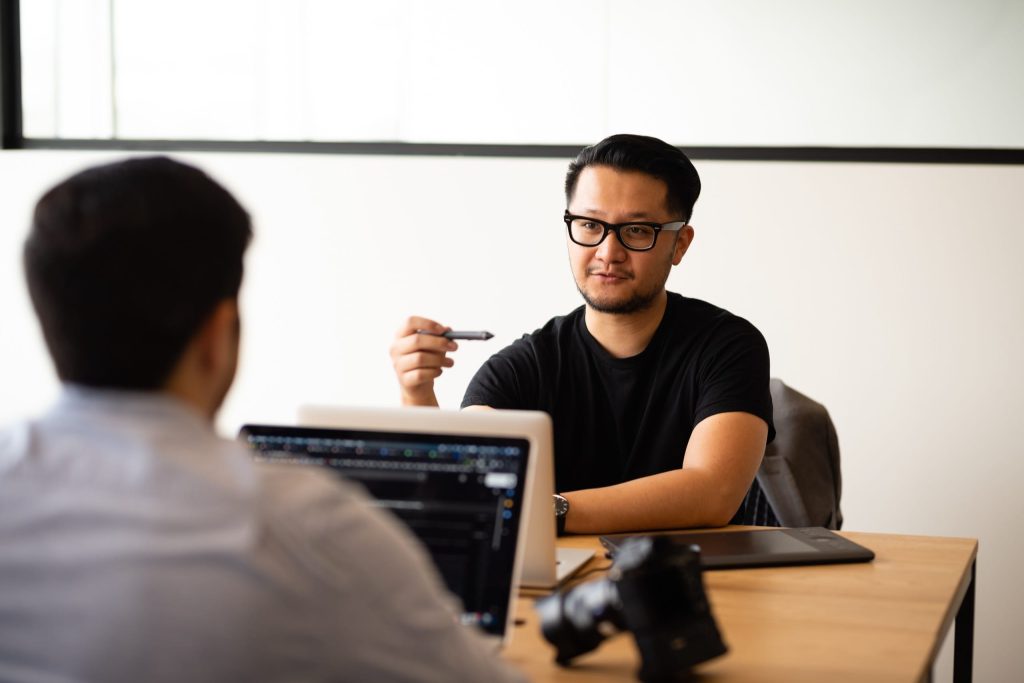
[461,337,540,409]
[692,318,776,443]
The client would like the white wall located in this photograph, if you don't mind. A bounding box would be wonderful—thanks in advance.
[1,149,1021,680]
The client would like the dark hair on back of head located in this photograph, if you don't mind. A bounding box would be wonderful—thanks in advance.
[564,134,701,221]
[24,156,252,389]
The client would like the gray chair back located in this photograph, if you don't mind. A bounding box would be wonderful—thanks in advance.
[756,379,843,529]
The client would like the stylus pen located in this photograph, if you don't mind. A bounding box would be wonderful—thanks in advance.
[417,329,494,341]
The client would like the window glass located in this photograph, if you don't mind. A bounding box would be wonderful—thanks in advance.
[18,0,1024,149]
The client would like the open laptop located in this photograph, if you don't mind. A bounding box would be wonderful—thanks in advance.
[297,406,593,590]
[239,419,531,648]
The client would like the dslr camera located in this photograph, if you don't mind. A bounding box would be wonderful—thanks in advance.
[536,535,727,682]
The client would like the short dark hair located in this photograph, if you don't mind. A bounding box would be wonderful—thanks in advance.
[24,156,252,389]
[564,134,701,221]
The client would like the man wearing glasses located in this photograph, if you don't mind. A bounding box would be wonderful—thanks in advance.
[390,134,775,535]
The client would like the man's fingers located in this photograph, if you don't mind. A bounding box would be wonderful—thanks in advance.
[390,316,454,407]
[394,351,454,374]
[396,316,449,338]
[390,331,457,360]
[390,315,458,402]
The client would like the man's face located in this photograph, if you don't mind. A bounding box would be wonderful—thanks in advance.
[566,165,693,314]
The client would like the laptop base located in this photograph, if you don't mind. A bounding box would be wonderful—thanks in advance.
[556,546,595,583]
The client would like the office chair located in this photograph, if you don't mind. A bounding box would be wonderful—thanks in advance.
[756,379,843,530]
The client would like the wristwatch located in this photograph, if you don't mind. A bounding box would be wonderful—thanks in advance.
[553,494,569,536]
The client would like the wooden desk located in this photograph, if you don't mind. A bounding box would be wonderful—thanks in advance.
[504,530,977,682]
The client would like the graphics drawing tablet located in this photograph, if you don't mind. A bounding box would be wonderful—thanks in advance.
[599,527,875,570]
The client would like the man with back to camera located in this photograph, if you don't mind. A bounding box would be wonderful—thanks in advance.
[390,134,777,535]
[0,158,524,683]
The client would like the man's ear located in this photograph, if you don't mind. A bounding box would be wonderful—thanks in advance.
[196,299,239,374]
[672,225,695,266]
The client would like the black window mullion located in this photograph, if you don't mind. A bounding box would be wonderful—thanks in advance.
[1,0,24,150]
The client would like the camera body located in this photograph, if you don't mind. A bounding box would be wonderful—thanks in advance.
[536,535,727,682]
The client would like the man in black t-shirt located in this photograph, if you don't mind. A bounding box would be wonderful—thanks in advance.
[390,134,776,534]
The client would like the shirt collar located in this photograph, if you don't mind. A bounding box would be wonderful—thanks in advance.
[50,384,214,434]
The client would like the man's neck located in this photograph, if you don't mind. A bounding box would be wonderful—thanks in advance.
[584,290,669,358]
[162,383,217,423]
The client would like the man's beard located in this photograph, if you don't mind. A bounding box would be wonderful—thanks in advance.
[576,281,662,315]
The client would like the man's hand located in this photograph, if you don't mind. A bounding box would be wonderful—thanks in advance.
[389,316,458,407]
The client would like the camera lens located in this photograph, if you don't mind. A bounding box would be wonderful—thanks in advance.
[535,536,727,679]
[536,578,626,664]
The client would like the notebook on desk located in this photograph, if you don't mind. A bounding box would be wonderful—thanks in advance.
[600,527,875,570]
[239,420,532,648]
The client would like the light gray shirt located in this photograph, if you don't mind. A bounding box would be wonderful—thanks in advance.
[0,387,525,683]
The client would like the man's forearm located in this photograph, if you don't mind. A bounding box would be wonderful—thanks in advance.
[560,412,769,534]
[562,468,742,534]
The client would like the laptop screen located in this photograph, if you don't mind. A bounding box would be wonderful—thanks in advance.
[238,424,529,638]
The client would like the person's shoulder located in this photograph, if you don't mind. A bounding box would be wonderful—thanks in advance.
[519,304,585,341]
[254,458,374,528]
[668,292,765,340]
[0,420,35,476]
[668,291,732,321]
[509,305,589,352]
[254,456,427,555]
[490,305,585,361]
[253,454,452,597]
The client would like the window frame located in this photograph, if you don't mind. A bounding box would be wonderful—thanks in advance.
[2,0,1022,165]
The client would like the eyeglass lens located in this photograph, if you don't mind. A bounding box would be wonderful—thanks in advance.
[568,217,658,250]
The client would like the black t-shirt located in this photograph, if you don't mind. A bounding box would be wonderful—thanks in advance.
[462,293,775,498]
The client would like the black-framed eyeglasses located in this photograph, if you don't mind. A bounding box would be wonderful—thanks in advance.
[563,211,687,252]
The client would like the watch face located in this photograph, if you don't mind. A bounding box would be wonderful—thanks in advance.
[554,495,569,516]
